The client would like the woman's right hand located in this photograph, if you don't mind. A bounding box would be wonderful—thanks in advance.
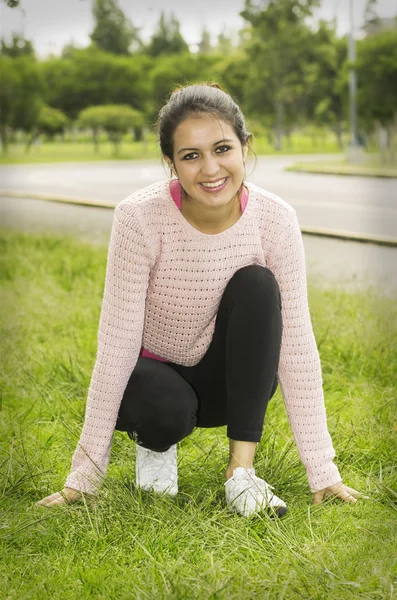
[35,487,83,507]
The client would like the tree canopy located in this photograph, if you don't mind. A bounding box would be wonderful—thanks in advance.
[90,0,141,55]
[146,12,189,57]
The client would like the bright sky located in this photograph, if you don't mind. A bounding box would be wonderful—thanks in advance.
[1,0,396,57]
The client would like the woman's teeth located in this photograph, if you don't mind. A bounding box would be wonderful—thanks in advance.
[200,178,227,188]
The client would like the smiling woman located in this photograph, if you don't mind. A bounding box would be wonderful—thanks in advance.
[36,82,363,516]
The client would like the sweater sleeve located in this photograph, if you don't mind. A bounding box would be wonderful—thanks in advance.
[64,202,152,494]
[270,209,342,492]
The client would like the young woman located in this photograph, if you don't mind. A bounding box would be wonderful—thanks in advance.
[36,83,362,517]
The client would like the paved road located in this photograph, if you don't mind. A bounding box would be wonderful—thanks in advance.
[1,155,396,238]
[1,195,396,295]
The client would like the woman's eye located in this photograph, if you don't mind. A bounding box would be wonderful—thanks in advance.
[183,152,198,161]
[216,145,231,153]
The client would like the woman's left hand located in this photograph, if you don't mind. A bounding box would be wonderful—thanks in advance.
[313,481,363,504]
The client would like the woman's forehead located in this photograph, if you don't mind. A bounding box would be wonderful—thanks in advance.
[174,115,237,146]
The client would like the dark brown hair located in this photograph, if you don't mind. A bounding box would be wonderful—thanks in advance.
[156,82,253,165]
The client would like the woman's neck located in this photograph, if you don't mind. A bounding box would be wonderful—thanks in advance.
[181,187,243,232]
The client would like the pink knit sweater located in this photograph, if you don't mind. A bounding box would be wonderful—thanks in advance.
[64,179,342,494]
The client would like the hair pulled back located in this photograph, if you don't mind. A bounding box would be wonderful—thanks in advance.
[157,82,252,164]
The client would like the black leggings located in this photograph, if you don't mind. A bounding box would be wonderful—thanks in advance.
[115,265,282,451]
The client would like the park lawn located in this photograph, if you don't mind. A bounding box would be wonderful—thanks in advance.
[0,131,345,165]
[287,157,397,178]
[0,230,396,600]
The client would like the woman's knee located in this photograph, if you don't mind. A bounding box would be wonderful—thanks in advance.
[226,265,281,305]
[117,358,198,448]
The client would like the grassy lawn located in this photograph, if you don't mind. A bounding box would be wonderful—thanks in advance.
[0,132,345,165]
[287,154,397,177]
[1,230,396,599]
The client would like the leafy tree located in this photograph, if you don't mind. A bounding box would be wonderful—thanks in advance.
[1,34,35,57]
[146,12,189,57]
[355,29,397,161]
[90,0,141,55]
[37,105,68,139]
[216,29,234,55]
[148,53,218,121]
[363,0,380,29]
[297,21,347,149]
[198,28,212,54]
[77,104,143,154]
[241,0,320,150]
[41,47,152,121]
[0,55,43,152]
[214,50,250,107]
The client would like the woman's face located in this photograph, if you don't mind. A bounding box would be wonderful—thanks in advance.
[167,113,248,210]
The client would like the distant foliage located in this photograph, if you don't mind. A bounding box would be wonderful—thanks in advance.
[37,105,68,139]
[146,12,189,57]
[90,0,142,55]
[0,34,35,58]
[78,104,144,154]
[2,0,397,157]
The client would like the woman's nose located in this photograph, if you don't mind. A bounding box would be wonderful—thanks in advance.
[201,155,221,178]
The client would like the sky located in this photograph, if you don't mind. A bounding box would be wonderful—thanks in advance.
[1,0,396,57]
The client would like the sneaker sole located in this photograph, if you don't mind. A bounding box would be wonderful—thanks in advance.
[274,505,288,518]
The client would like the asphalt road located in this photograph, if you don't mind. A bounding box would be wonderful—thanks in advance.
[1,155,396,239]
[1,194,396,295]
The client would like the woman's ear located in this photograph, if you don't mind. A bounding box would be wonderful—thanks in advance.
[164,156,176,177]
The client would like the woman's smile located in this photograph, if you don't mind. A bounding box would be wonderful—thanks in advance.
[199,177,229,192]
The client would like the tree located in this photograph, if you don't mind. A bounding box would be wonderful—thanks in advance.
[1,34,35,57]
[363,0,380,28]
[148,53,218,121]
[146,12,189,57]
[77,104,144,154]
[240,0,321,150]
[37,105,68,139]
[216,29,234,55]
[0,55,43,152]
[296,21,347,149]
[41,47,152,121]
[90,0,141,55]
[198,28,212,54]
[355,29,397,162]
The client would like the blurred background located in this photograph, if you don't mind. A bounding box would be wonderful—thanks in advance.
[1,0,396,168]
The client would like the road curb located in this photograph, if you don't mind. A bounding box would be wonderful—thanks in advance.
[0,190,116,209]
[2,190,397,247]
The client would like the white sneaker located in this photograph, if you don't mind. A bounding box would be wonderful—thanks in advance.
[225,467,287,518]
[135,444,178,496]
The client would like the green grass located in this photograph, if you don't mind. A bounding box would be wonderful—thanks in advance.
[287,154,397,177]
[0,131,345,165]
[1,230,396,600]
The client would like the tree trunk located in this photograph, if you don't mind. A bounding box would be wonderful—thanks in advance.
[0,124,9,153]
[133,126,143,142]
[377,122,388,165]
[25,129,40,152]
[387,122,395,165]
[93,128,100,153]
[274,100,284,151]
[334,122,343,150]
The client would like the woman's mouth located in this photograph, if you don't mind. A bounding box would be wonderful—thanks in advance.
[199,177,228,192]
